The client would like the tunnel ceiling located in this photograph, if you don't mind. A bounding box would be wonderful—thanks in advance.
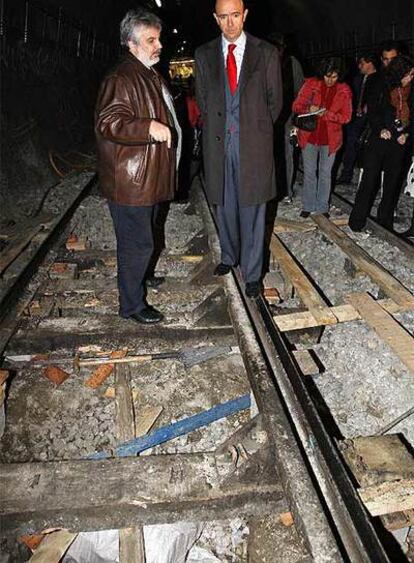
[34,0,413,50]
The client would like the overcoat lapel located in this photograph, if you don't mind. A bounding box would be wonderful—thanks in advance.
[238,35,260,96]
[209,38,226,106]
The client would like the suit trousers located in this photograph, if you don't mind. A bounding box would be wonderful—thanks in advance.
[108,201,158,317]
[348,137,406,231]
[216,132,266,283]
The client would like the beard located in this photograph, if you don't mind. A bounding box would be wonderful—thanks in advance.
[140,51,161,67]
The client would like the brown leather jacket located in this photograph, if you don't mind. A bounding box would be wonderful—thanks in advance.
[95,53,176,206]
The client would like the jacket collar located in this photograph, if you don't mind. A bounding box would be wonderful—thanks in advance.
[125,51,159,80]
[209,32,260,96]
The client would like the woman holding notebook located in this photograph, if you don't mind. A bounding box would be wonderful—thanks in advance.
[292,58,352,218]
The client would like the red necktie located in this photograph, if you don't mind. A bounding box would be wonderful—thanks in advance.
[226,44,237,95]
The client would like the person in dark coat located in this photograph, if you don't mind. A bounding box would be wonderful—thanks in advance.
[349,56,413,232]
[195,0,282,298]
[95,9,181,324]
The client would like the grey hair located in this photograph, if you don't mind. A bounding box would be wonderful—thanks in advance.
[120,9,162,47]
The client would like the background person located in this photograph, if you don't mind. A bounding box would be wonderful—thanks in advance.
[337,53,378,185]
[349,56,413,232]
[292,57,352,217]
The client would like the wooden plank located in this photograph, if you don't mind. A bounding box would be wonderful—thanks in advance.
[0,223,44,275]
[274,219,316,233]
[115,365,146,563]
[312,214,414,308]
[340,435,414,528]
[273,217,348,234]
[346,293,414,375]
[381,509,414,531]
[0,453,285,535]
[119,527,146,563]
[270,235,337,326]
[274,298,406,332]
[359,479,414,516]
[293,350,320,376]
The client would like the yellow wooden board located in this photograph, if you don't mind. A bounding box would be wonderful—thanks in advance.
[270,234,337,326]
[312,214,414,308]
[347,293,414,375]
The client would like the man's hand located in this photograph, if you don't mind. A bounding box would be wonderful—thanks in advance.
[149,121,172,148]
[380,129,392,140]
[309,105,320,113]
[397,133,408,145]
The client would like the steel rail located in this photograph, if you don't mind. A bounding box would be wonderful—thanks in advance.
[197,176,391,562]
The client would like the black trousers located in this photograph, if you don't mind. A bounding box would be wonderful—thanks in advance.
[108,201,159,317]
[348,137,406,231]
[340,115,366,179]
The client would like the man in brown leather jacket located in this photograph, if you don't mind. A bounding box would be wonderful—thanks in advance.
[96,9,180,324]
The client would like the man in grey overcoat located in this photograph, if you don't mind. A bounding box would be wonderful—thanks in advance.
[195,0,282,297]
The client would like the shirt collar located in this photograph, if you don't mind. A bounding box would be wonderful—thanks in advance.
[222,31,246,53]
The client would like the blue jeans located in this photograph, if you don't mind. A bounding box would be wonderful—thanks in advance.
[302,144,336,213]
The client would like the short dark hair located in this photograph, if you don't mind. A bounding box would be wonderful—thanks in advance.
[380,40,401,55]
[385,55,414,88]
[358,52,378,69]
[316,57,345,81]
[120,9,162,47]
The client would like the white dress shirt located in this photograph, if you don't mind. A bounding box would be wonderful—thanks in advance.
[221,31,246,82]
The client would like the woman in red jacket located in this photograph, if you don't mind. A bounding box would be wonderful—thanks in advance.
[292,58,352,217]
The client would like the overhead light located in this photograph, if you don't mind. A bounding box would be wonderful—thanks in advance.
[155,0,162,6]
[173,28,178,34]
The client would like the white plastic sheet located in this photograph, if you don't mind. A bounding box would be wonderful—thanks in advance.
[61,522,203,563]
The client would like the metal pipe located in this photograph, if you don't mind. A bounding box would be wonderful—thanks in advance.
[24,0,29,43]
[0,0,5,38]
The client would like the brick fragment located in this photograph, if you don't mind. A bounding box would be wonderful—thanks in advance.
[43,365,70,386]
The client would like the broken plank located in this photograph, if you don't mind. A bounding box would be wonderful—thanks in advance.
[135,405,163,437]
[312,214,414,308]
[359,479,414,516]
[0,453,285,535]
[346,293,414,375]
[381,509,414,531]
[274,298,406,332]
[115,365,146,563]
[270,234,337,326]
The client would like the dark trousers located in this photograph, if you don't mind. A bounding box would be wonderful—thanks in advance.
[216,133,266,283]
[349,137,406,230]
[108,201,158,317]
[340,115,366,180]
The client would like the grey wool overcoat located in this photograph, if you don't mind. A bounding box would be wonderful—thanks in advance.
[195,33,282,207]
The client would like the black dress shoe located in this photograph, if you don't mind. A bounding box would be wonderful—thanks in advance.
[214,263,232,276]
[146,276,165,288]
[126,307,164,324]
[245,281,261,298]
[300,211,310,218]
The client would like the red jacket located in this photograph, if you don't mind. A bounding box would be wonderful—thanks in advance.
[292,77,353,154]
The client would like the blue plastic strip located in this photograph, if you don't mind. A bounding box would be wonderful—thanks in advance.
[88,393,251,460]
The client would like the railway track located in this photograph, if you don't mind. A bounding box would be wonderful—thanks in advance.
[0,171,413,561]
